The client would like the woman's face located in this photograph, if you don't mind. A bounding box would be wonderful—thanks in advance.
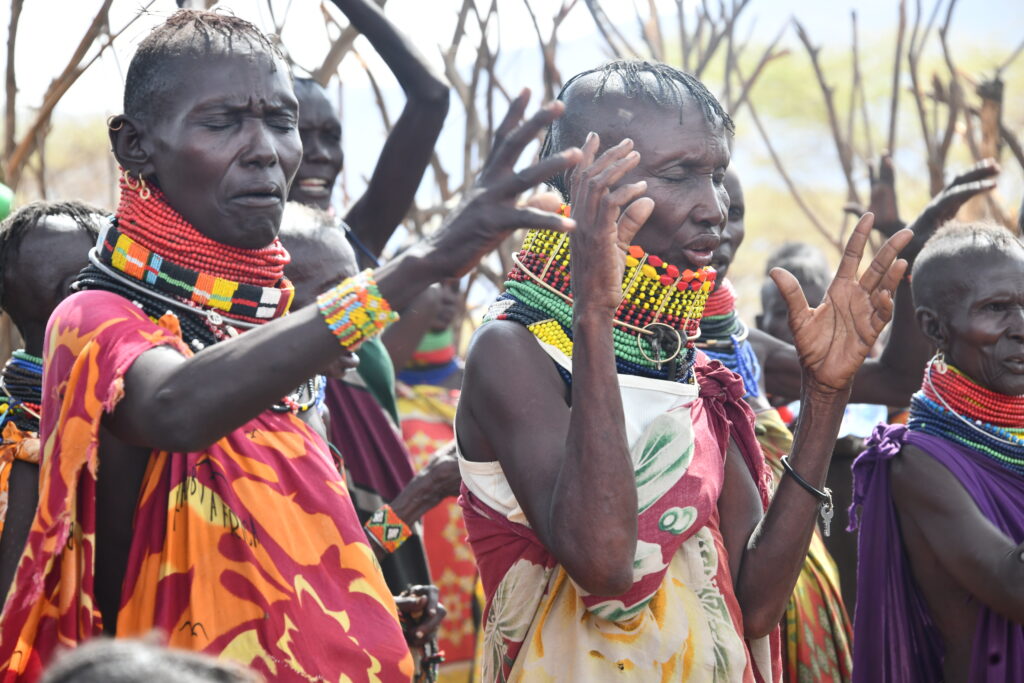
[565,92,730,271]
[711,169,745,280]
[942,249,1024,396]
[137,51,301,249]
[288,82,343,211]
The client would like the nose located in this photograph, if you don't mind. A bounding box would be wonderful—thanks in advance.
[1008,306,1024,341]
[690,176,727,229]
[304,135,330,164]
[240,119,279,168]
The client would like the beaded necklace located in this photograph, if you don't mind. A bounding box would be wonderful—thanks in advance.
[694,278,762,398]
[0,350,43,432]
[73,178,317,414]
[398,329,460,386]
[487,207,714,384]
[908,358,1024,475]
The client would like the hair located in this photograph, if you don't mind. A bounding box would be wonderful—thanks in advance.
[764,242,830,287]
[0,199,105,308]
[912,220,1024,315]
[124,10,285,123]
[39,638,259,683]
[539,59,734,199]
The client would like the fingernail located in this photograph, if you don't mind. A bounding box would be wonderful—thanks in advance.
[585,131,595,143]
[620,138,634,147]
[429,608,437,615]
[415,630,424,639]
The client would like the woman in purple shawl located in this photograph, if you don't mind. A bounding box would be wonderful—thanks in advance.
[851,221,1024,682]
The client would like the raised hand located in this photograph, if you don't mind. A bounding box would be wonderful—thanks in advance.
[844,154,903,238]
[902,158,999,261]
[427,89,582,278]
[770,213,912,394]
[567,132,654,314]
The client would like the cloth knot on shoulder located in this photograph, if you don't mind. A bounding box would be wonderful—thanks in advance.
[696,357,746,403]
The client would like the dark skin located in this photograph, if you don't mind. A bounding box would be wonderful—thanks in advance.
[721,163,998,407]
[458,80,912,637]
[381,278,464,389]
[891,246,1024,682]
[289,0,449,268]
[101,43,579,635]
[0,216,96,608]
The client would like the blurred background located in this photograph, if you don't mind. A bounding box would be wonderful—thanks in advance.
[1,0,1021,329]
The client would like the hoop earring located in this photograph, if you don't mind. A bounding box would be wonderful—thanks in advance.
[138,175,151,201]
[107,115,124,131]
[121,168,140,190]
[931,351,948,374]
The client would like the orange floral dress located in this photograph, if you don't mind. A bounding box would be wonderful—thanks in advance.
[0,290,412,682]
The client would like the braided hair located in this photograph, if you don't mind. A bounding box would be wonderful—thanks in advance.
[539,59,734,200]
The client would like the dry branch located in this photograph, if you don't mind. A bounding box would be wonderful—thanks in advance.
[887,0,906,153]
[4,0,24,166]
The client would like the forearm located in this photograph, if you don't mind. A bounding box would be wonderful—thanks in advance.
[864,278,933,403]
[328,0,448,101]
[550,309,637,594]
[381,285,442,371]
[736,385,849,636]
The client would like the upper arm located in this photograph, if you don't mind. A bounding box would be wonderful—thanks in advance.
[457,321,570,546]
[717,437,764,584]
[848,358,921,405]
[344,97,449,260]
[103,344,191,449]
[892,445,1024,619]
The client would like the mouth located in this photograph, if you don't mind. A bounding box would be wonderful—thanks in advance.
[294,177,333,198]
[1005,355,1024,373]
[233,185,284,208]
[681,234,721,268]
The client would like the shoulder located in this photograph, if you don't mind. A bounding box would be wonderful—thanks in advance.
[49,290,148,331]
[890,442,964,514]
[462,320,566,402]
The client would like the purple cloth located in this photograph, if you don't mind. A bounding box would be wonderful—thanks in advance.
[851,423,1024,682]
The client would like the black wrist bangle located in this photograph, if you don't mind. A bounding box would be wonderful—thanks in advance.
[780,455,829,502]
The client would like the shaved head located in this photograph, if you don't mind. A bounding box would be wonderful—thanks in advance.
[539,60,733,200]
[912,221,1024,317]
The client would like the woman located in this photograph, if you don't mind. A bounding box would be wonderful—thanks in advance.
[456,60,911,681]
[0,10,579,682]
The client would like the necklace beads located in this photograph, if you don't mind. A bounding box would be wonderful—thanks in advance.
[909,360,1024,475]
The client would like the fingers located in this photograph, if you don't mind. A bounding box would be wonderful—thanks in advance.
[878,153,895,186]
[495,205,576,234]
[932,178,998,215]
[571,138,635,206]
[489,89,530,159]
[946,157,1000,189]
[835,213,875,280]
[488,99,565,174]
[616,196,655,246]
[567,131,600,192]
[522,191,565,213]
[500,147,581,196]
[858,227,913,292]
[769,267,811,330]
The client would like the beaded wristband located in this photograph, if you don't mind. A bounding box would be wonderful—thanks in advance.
[364,504,413,554]
[317,270,399,351]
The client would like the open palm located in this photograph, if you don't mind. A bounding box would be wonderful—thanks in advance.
[771,213,913,393]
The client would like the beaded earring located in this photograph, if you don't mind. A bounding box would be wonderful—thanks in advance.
[931,351,948,374]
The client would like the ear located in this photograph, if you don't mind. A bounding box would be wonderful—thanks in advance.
[109,115,156,179]
[915,306,947,351]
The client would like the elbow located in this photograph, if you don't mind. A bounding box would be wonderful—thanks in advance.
[740,601,785,639]
[142,386,221,453]
[416,84,450,115]
[562,543,635,596]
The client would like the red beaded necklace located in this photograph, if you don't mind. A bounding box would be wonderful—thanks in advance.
[923,363,1024,428]
[115,174,290,287]
[702,277,737,318]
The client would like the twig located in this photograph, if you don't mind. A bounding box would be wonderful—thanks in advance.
[850,11,875,161]
[352,47,393,132]
[793,18,859,205]
[997,35,1024,75]
[886,0,906,152]
[4,0,24,165]
[729,24,788,117]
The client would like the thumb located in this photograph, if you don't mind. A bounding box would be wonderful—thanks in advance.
[522,191,564,214]
[769,266,811,328]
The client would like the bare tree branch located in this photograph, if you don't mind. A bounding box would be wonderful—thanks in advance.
[886,0,906,152]
[793,19,860,205]
[4,0,24,167]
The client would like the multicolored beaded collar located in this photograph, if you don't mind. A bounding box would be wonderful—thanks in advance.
[0,350,43,433]
[398,329,460,386]
[908,356,1024,475]
[694,278,762,398]
[487,206,715,383]
[93,176,294,328]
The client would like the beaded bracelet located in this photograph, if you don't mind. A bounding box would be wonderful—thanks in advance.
[364,504,413,554]
[317,270,399,351]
